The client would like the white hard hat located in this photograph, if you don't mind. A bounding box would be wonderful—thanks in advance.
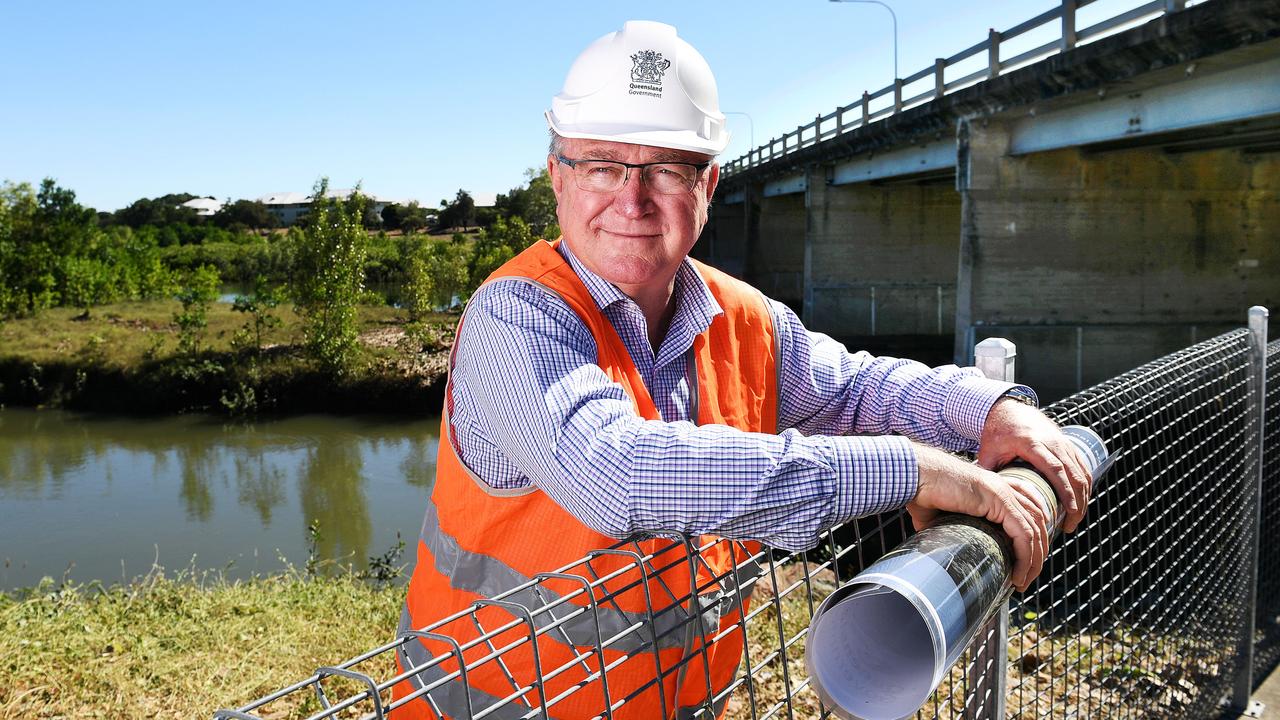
[546,20,730,156]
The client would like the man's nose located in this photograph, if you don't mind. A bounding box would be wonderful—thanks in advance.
[611,168,655,217]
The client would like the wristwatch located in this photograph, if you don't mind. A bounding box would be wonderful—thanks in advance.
[1001,388,1038,407]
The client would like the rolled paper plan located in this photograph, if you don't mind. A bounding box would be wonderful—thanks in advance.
[804,425,1111,720]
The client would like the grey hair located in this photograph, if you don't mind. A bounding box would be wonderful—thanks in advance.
[548,130,565,157]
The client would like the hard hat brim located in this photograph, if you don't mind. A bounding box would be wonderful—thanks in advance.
[546,110,729,157]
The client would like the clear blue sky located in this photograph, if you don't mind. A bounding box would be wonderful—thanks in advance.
[1,0,1071,212]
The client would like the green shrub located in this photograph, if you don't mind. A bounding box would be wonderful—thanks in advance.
[174,264,221,355]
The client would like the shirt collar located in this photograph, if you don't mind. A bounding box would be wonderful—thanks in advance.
[556,240,723,334]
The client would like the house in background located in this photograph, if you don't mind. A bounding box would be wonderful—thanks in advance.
[257,188,399,227]
[180,197,224,216]
[256,191,312,226]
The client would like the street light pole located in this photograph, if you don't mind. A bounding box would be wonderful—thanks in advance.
[829,0,899,80]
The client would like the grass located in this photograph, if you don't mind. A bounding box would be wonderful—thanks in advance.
[1,554,1230,719]
[0,567,401,720]
[0,300,455,414]
[0,300,414,368]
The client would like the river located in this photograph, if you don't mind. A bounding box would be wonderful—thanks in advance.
[0,408,439,590]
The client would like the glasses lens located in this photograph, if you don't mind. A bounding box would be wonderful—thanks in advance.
[574,161,627,192]
[643,164,699,194]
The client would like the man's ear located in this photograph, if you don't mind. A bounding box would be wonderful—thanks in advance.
[548,154,566,201]
[705,162,720,199]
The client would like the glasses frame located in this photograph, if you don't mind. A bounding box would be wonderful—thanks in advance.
[555,155,712,195]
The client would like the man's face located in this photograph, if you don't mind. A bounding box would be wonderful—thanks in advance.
[548,137,720,295]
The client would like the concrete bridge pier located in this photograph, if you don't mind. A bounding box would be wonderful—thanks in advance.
[804,169,960,354]
[955,115,1278,400]
[704,164,963,362]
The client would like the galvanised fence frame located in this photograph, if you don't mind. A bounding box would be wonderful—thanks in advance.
[215,307,1273,720]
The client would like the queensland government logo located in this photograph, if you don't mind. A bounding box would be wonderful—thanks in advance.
[629,49,670,98]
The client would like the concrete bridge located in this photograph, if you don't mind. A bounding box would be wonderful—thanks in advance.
[699,0,1280,400]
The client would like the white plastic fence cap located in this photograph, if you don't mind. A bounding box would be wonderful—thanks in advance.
[975,338,1017,358]
[546,20,730,155]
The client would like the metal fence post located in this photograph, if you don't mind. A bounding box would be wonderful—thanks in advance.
[1061,0,1078,51]
[1232,306,1268,716]
[966,337,1016,719]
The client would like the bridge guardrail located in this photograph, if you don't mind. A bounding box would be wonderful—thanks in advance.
[722,0,1206,179]
[215,306,1275,719]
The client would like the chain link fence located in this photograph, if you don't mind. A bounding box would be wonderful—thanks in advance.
[215,313,1273,720]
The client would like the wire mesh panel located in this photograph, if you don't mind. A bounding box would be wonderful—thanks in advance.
[215,329,1262,720]
[1254,338,1280,682]
[1012,329,1255,718]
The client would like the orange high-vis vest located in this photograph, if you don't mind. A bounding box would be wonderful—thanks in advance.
[393,240,778,720]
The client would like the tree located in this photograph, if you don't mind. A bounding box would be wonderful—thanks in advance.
[436,189,476,231]
[380,202,403,231]
[383,201,429,233]
[1,179,183,318]
[403,237,471,319]
[0,181,38,315]
[289,178,370,375]
[2,179,102,315]
[468,216,535,292]
[62,256,113,317]
[214,199,279,231]
[173,264,221,355]
[494,168,559,238]
[112,193,200,229]
[231,275,284,354]
[360,200,383,230]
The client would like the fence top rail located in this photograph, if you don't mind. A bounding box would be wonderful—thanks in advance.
[721,0,1206,178]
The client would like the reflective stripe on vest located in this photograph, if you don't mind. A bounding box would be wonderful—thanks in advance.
[415,496,706,653]
[395,239,778,720]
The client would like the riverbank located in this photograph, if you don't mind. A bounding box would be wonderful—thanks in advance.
[0,300,454,415]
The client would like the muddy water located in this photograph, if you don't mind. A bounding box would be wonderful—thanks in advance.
[0,408,439,589]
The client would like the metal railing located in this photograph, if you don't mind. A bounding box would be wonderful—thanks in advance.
[722,0,1204,178]
[811,282,955,336]
[215,307,1272,720]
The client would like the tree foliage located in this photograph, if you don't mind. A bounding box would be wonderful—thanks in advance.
[382,201,430,233]
[494,168,559,238]
[213,200,279,231]
[173,264,222,355]
[469,216,536,291]
[289,178,370,375]
[0,165,565,329]
[231,275,284,354]
[436,190,476,231]
[402,237,470,319]
[111,193,200,229]
[0,179,178,318]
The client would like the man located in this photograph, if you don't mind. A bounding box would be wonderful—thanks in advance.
[394,20,1090,720]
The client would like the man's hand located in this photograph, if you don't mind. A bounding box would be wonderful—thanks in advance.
[977,398,1092,533]
[907,445,1051,591]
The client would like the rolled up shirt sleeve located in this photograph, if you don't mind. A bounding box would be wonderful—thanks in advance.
[769,297,1028,452]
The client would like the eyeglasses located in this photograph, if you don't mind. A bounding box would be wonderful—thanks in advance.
[556,155,711,195]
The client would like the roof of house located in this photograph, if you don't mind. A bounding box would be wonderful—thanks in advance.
[257,189,405,206]
[180,197,224,215]
[256,191,311,206]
